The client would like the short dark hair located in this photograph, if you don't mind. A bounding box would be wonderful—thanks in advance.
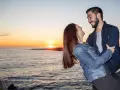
[86,7,103,20]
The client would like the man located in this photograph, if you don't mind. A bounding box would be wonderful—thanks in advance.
[86,7,120,90]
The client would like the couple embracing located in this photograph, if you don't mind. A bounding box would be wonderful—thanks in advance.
[63,7,120,90]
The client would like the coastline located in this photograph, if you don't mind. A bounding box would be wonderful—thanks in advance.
[30,47,63,51]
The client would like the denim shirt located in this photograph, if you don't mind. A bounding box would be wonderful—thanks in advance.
[73,43,113,82]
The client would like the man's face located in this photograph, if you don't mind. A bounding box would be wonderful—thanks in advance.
[87,11,99,28]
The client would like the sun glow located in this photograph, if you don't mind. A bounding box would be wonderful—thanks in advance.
[47,41,55,48]
[48,45,54,48]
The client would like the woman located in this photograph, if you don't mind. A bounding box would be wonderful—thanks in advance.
[63,23,120,90]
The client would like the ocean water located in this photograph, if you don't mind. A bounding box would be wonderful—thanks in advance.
[0,48,91,90]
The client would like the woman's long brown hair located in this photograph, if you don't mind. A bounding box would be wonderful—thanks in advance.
[63,23,78,69]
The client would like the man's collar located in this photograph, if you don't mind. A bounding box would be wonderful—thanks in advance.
[102,21,107,29]
[93,21,107,33]
[97,21,107,30]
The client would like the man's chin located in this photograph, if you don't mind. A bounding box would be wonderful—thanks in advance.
[90,23,95,28]
[92,25,96,28]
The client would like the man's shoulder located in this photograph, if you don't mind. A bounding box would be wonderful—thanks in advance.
[86,31,95,43]
[106,23,118,30]
[88,31,95,37]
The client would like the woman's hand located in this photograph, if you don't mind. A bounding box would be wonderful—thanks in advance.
[106,44,115,53]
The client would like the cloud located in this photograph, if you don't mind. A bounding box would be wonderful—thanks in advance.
[0,33,10,37]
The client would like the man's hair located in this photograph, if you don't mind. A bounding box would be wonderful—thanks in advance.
[86,7,103,20]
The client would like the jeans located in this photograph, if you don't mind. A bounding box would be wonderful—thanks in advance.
[92,73,120,90]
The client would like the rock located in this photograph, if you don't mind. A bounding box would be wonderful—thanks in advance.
[7,84,17,90]
[0,80,3,90]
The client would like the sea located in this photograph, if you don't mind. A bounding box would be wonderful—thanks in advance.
[0,48,91,90]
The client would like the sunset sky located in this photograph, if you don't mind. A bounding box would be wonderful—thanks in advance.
[0,0,120,48]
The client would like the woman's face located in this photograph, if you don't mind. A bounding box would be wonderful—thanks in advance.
[76,25,85,42]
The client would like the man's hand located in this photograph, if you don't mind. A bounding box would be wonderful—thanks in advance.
[106,44,115,53]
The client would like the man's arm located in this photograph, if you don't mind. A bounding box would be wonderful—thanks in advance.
[107,26,119,47]
[105,26,120,73]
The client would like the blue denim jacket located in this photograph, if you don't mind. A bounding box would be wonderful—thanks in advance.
[73,43,113,82]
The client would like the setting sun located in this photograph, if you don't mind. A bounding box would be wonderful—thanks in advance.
[47,41,55,48]
[48,45,55,48]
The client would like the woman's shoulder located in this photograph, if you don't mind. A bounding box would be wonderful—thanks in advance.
[74,43,88,50]
[74,43,84,48]
[73,43,85,55]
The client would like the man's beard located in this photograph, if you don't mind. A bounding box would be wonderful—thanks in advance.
[92,17,99,28]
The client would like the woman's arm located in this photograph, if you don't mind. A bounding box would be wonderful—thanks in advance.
[73,45,113,69]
